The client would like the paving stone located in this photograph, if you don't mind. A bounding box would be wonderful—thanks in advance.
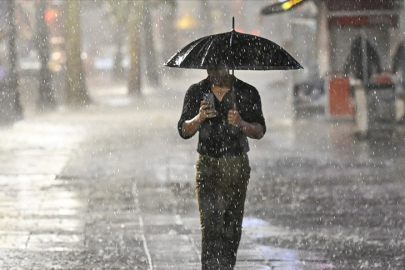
[0,217,85,232]
[181,217,200,232]
[152,262,201,270]
[268,261,335,270]
[146,234,199,264]
[243,217,291,239]
[237,248,266,261]
[0,231,29,249]
[137,187,178,211]
[26,233,84,251]
[258,245,328,262]
[142,213,182,227]
[234,261,273,270]
[0,152,70,175]
[41,198,85,210]
[15,208,83,217]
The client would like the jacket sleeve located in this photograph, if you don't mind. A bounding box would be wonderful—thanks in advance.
[177,84,200,139]
[393,43,404,73]
[238,84,266,136]
[249,90,267,136]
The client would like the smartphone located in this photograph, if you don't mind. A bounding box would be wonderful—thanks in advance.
[203,93,216,116]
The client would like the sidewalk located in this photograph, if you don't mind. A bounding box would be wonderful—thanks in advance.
[1,72,404,269]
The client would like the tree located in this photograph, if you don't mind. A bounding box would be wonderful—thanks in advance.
[103,0,173,94]
[158,0,178,77]
[36,0,56,110]
[127,1,142,95]
[5,0,22,121]
[64,0,90,106]
[315,0,330,77]
[143,0,160,87]
[98,0,142,95]
[102,0,130,81]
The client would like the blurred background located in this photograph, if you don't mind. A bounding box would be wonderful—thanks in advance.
[0,0,404,124]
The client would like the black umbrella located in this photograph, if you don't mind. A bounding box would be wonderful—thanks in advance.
[165,17,302,107]
[164,17,302,71]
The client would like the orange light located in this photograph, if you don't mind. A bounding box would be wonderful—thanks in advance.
[45,9,57,23]
[176,14,198,30]
[252,29,260,36]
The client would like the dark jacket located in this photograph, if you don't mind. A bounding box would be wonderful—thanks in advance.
[343,36,381,81]
[178,76,266,158]
[393,41,405,74]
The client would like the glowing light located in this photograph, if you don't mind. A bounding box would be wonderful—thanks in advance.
[176,14,198,30]
[282,0,304,11]
[252,29,260,36]
[45,8,58,23]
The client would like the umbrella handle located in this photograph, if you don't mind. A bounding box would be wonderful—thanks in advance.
[231,68,236,109]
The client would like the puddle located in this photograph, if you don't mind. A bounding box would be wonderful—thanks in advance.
[243,217,291,239]
[243,217,269,227]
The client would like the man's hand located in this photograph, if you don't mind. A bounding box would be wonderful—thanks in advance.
[199,100,217,121]
[228,103,241,127]
[228,103,264,139]
[181,100,216,137]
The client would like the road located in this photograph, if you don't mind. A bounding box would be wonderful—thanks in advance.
[0,70,404,269]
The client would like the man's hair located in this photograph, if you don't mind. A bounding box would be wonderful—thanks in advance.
[205,56,228,70]
[206,62,228,71]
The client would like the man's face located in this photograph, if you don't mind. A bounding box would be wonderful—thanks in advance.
[207,65,228,85]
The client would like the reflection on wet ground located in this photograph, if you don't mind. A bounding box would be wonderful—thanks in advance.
[0,120,86,251]
[245,89,405,269]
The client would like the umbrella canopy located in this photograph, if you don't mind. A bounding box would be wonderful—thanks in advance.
[164,19,302,71]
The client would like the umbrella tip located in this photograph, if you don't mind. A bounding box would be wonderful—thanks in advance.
[232,17,235,31]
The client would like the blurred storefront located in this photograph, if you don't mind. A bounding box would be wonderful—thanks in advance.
[323,0,400,119]
[327,0,399,74]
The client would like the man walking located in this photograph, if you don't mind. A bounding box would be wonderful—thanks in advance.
[178,63,266,269]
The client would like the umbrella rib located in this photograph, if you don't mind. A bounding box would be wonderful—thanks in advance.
[200,38,217,67]
[230,30,235,68]
[176,37,217,68]
[175,38,207,68]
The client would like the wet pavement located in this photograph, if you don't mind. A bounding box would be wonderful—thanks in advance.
[1,71,405,269]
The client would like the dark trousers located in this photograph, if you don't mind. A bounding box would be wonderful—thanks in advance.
[195,153,250,270]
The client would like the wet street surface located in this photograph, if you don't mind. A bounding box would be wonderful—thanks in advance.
[1,72,405,269]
